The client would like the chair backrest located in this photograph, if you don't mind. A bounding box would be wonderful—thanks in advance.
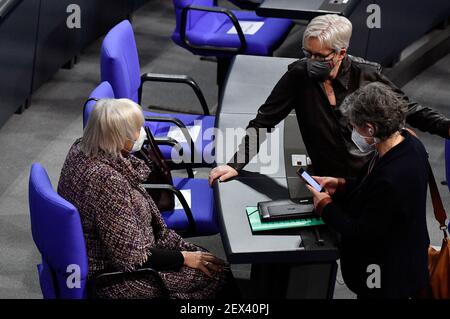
[83,81,116,128]
[101,20,141,103]
[29,163,89,299]
[172,0,215,38]
[445,139,450,193]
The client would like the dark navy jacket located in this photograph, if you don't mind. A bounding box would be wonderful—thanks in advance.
[322,130,430,298]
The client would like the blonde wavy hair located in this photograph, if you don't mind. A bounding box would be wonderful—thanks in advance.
[81,98,144,158]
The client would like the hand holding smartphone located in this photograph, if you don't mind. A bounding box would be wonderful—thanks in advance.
[296,168,323,192]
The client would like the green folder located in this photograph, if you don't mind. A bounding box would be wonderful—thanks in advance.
[246,206,324,232]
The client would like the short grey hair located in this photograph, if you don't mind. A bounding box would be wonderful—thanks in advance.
[340,82,407,140]
[303,14,353,52]
[81,98,144,158]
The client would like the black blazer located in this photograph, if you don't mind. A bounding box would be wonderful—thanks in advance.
[322,130,430,298]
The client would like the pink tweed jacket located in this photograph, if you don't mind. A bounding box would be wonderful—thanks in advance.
[57,139,226,298]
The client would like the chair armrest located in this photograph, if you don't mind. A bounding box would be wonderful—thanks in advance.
[144,116,195,164]
[0,0,21,21]
[139,73,210,115]
[153,137,195,178]
[180,5,247,55]
[141,183,196,236]
[154,136,184,156]
[91,267,170,298]
[82,97,100,128]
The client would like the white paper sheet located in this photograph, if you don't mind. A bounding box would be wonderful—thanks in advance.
[291,154,312,167]
[167,124,201,143]
[174,189,192,210]
[227,21,264,35]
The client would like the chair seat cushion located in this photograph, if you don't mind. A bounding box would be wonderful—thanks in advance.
[160,177,219,236]
[173,10,292,56]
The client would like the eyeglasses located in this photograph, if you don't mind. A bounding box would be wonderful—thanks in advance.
[302,48,336,62]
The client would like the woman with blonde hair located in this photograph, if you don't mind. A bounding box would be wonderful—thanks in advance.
[58,98,233,299]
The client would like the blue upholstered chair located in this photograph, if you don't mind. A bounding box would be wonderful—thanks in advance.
[83,83,219,237]
[28,163,168,299]
[101,20,215,166]
[83,82,115,128]
[171,0,293,57]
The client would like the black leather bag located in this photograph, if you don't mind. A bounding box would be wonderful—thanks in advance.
[138,126,175,211]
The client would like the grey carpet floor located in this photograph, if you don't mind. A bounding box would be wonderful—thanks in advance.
[0,0,449,299]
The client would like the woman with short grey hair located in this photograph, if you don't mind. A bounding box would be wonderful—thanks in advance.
[306,82,430,299]
[58,98,234,299]
[340,81,408,143]
[302,14,352,53]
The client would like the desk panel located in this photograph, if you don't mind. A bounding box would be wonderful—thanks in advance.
[220,55,296,114]
[257,0,359,20]
[215,113,286,178]
[215,177,339,264]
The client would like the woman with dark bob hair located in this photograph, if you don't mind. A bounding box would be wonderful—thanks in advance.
[306,82,430,298]
[58,98,234,299]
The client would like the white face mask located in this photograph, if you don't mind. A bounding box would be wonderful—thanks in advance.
[131,127,147,153]
[351,127,379,154]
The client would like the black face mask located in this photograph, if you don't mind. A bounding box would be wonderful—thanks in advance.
[306,59,335,81]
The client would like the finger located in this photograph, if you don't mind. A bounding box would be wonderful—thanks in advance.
[206,262,221,272]
[201,253,216,260]
[203,255,226,265]
[198,264,212,278]
[306,184,319,195]
[313,176,326,187]
[208,170,221,186]
[213,257,227,266]
[220,170,237,182]
[208,171,215,186]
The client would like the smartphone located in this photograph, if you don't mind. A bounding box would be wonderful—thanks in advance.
[296,168,323,192]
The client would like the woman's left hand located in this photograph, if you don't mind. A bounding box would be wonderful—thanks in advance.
[305,184,331,209]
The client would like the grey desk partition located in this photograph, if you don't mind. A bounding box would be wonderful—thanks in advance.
[215,113,286,178]
[218,55,291,115]
[215,55,339,298]
[32,0,129,92]
[0,0,149,129]
[256,0,450,81]
[256,0,359,20]
[0,0,40,127]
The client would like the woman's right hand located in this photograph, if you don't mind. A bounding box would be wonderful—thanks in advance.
[312,176,342,195]
[208,165,238,186]
[181,251,227,277]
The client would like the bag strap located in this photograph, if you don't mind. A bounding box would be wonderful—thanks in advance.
[427,161,448,234]
[404,128,448,236]
[142,126,171,174]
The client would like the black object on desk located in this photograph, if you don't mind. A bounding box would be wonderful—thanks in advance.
[258,199,315,221]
